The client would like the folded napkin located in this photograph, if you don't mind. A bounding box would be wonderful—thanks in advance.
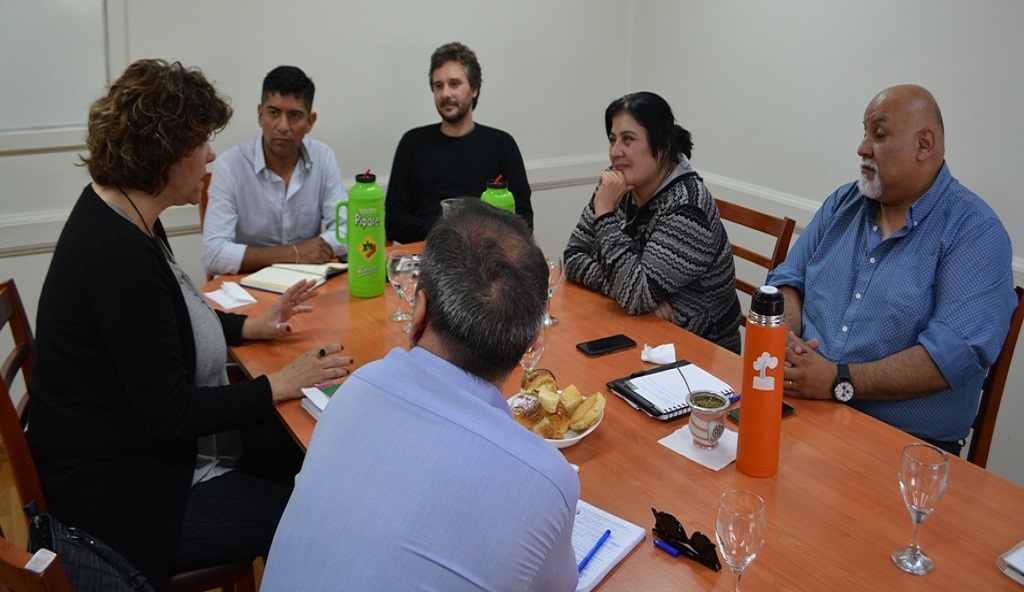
[204,281,257,309]
[641,343,676,364]
[658,425,737,471]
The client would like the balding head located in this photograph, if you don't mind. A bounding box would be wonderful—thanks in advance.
[857,85,945,206]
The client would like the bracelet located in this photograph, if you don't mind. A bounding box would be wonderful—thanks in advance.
[292,244,299,263]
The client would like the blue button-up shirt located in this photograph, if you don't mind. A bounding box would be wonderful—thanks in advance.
[768,162,1015,441]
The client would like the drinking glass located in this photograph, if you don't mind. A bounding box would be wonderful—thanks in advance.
[892,443,949,575]
[386,249,414,322]
[520,327,547,374]
[400,267,420,334]
[544,254,565,326]
[716,490,766,592]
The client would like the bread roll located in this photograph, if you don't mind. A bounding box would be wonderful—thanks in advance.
[559,385,583,416]
[535,384,560,415]
[547,402,572,436]
[569,392,606,432]
[511,395,544,430]
[522,368,556,391]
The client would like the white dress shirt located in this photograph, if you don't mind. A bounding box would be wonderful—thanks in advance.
[202,135,347,275]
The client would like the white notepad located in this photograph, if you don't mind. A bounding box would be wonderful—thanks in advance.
[573,500,645,592]
[239,262,346,294]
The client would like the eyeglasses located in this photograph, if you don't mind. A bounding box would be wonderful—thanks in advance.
[651,508,722,572]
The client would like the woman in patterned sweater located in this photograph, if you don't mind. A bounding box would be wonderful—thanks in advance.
[564,92,742,353]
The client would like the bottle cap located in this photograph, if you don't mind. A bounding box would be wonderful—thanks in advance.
[487,174,507,189]
[751,285,784,316]
[356,168,376,183]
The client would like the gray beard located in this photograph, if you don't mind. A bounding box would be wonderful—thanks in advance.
[858,174,882,200]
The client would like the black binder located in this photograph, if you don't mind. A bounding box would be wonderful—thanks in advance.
[607,360,736,421]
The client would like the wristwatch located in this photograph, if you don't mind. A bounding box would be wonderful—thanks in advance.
[832,364,854,402]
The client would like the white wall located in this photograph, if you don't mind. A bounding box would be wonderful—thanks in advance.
[630,0,1024,483]
[1,0,1021,484]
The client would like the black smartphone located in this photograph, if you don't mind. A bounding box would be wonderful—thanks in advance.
[727,401,796,424]
[576,334,637,357]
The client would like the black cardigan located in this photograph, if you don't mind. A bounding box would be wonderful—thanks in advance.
[27,185,275,588]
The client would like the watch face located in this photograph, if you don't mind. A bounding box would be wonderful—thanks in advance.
[834,382,854,402]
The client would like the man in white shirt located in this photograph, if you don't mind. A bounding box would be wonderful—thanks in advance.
[202,65,346,276]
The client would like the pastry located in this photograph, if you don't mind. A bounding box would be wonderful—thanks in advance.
[569,391,606,432]
[559,385,583,416]
[522,368,556,391]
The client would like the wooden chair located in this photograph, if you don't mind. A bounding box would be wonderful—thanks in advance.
[0,279,255,591]
[714,197,796,323]
[967,285,1024,468]
[0,530,73,592]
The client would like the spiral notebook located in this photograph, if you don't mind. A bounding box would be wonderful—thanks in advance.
[607,360,735,420]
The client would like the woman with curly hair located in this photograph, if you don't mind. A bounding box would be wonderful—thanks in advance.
[26,59,352,589]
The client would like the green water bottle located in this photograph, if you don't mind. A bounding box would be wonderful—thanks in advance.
[336,169,385,298]
[480,174,516,213]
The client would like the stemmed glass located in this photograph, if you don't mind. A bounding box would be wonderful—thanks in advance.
[400,264,420,334]
[520,327,547,374]
[544,254,564,326]
[386,249,414,322]
[892,443,949,575]
[716,490,766,592]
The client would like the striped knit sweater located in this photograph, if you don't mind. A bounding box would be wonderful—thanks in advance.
[564,159,742,353]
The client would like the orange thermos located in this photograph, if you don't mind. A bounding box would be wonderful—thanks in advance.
[736,285,787,477]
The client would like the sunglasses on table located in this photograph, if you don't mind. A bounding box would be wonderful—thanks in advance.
[651,508,722,572]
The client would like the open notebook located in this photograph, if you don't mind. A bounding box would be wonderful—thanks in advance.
[240,262,347,294]
[607,360,735,420]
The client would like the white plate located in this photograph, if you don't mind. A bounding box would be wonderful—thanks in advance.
[507,392,604,449]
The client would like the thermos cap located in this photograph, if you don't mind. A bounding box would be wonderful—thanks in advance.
[356,169,376,183]
[486,179,508,189]
[751,285,784,317]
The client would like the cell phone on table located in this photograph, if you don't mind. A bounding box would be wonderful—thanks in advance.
[576,334,637,357]
[727,401,796,424]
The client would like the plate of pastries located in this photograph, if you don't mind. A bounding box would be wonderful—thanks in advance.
[509,369,606,449]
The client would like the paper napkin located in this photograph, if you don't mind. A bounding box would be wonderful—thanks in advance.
[641,343,676,364]
[658,425,738,471]
[204,281,258,309]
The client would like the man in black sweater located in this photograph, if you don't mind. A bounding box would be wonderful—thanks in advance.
[385,41,532,243]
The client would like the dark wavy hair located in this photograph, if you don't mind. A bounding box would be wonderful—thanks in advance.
[429,42,482,109]
[82,59,232,195]
[418,199,547,383]
[262,65,315,111]
[605,91,693,166]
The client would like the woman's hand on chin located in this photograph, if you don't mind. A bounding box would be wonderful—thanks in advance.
[593,170,633,217]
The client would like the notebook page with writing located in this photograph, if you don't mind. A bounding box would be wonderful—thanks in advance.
[627,363,734,415]
[573,500,645,592]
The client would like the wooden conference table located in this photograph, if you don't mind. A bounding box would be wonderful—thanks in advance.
[206,250,1024,591]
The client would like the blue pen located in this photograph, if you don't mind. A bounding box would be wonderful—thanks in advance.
[729,393,741,404]
[578,529,611,573]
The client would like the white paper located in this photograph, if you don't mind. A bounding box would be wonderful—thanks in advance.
[658,426,738,471]
[641,343,676,364]
[204,281,257,309]
[627,364,734,414]
[573,500,645,592]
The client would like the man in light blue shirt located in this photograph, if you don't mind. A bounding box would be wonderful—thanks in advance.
[203,66,346,276]
[768,85,1015,454]
[262,199,580,591]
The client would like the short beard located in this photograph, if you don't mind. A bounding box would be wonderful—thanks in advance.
[439,103,470,125]
[858,160,882,200]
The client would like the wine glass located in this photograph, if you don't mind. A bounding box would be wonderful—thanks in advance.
[892,443,949,575]
[400,265,420,334]
[716,490,766,592]
[520,327,547,374]
[386,249,414,322]
[544,253,564,326]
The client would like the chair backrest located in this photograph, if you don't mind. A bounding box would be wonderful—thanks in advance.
[714,197,796,320]
[968,285,1024,468]
[0,279,48,516]
[0,535,73,592]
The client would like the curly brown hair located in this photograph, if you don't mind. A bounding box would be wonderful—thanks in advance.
[429,42,482,109]
[83,59,232,195]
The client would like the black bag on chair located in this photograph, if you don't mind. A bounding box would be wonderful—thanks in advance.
[24,501,156,592]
